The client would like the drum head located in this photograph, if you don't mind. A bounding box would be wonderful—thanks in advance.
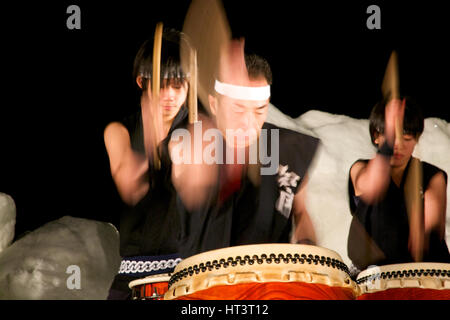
[165,243,359,300]
[357,262,450,294]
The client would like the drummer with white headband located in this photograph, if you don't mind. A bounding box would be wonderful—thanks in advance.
[173,39,321,257]
[210,45,272,150]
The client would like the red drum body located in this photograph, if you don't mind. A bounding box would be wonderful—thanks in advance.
[357,263,450,300]
[164,244,359,300]
[129,274,171,300]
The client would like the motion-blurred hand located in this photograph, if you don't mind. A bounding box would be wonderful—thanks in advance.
[384,98,405,146]
[218,38,249,86]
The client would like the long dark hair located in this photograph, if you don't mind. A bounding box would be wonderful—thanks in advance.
[133,28,187,92]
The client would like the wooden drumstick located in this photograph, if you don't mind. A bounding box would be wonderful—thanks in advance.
[382,51,399,101]
[188,48,198,124]
[151,22,164,169]
[180,0,231,114]
[404,157,424,261]
[382,51,404,148]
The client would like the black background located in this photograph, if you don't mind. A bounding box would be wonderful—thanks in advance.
[2,1,449,240]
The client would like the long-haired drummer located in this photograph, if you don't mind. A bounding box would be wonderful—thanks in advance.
[103,29,189,299]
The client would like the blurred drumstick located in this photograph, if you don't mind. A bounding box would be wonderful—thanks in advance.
[382,51,399,101]
[382,51,403,148]
[180,0,231,114]
[179,32,198,124]
[151,22,164,169]
[383,51,423,260]
[188,48,198,124]
[404,157,425,261]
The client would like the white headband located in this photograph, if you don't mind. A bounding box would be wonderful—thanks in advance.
[214,80,270,101]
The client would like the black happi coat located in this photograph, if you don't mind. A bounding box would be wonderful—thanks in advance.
[109,106,188,293]
[177,122,320,258]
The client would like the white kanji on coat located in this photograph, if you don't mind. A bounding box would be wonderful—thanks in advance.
[275,165,300,218]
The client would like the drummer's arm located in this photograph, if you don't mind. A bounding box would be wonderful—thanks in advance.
[424,171,447,239]
[352,99,404,204]
[104,122,149,206]
[351,158,391,204]
[291,175,317,245]
[170,116,219,211]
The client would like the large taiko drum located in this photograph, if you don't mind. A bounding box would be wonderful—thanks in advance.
[129,273,171,300]
[356,263,450,300]
[164,244,359,300]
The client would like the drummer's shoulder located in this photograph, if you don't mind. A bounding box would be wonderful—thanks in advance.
[104,121,130,150]
[421,160,448,185]
[349,160,369,183]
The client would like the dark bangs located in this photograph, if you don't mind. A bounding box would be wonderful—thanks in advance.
[369,96,424,145]
[133,29,187,91]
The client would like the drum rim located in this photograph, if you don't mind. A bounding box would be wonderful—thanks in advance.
[173,244,344,271]
[356,263,450,294]
[128,273,171,289]
[166,244,356,299]
[356,262,450,284]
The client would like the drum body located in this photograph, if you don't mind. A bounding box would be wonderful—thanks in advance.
[129,274,171,300]
[164,244,359,300]
[357,263,450,300]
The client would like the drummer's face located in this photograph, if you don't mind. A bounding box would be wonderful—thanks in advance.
[375,133,418,168]
[159,78,188,123]
[138,76,188,124]
[209,78,269,148]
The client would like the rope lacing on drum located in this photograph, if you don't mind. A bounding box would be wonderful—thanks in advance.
[119,257,182,275]
[168,253,350,288]
[356,268,450,285]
